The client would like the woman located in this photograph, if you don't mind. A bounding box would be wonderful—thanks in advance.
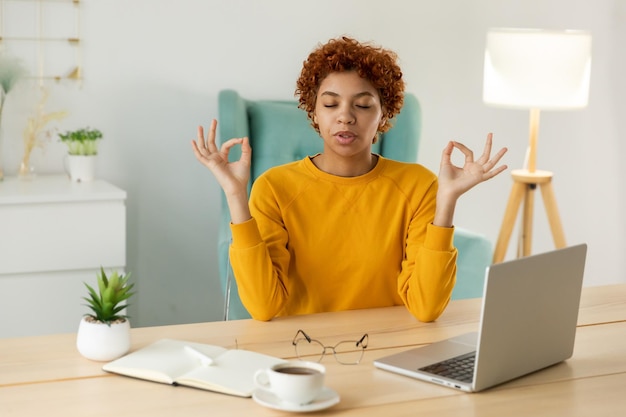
[192,37,507,322]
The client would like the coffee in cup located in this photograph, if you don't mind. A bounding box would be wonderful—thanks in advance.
[254,361,325,405]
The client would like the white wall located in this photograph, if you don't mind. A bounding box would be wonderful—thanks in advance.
[3,0,624,327]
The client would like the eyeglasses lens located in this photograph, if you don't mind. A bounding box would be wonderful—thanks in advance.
[294,338,325,362]
[333,340,364,364]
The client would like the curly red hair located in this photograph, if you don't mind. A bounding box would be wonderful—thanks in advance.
[295,36,405,134]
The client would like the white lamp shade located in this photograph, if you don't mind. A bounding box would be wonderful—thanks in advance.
[483,28,592,110]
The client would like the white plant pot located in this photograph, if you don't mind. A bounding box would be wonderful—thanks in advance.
[65,155,97,182]
[76,317,131,361]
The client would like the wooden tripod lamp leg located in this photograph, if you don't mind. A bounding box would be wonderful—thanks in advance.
[521,184,536,257]
[493,181,526,263]
[492,108,567,262]
[539,182,567,248]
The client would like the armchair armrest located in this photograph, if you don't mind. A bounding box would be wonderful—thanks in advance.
[452,227,493,300]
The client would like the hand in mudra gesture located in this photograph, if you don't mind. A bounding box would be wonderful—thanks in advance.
[191,119,252,197]
[437,133,508,202]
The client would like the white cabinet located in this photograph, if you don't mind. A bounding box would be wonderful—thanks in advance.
[0,175,126,338]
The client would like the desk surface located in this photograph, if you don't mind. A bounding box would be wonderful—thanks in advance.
[1,284,625,416]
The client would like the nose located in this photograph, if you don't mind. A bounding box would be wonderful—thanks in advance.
[337,105,355,125]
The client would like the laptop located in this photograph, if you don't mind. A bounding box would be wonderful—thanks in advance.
[374,244,587,392]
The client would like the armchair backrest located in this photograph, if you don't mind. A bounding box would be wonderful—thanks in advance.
[216,89,421,320]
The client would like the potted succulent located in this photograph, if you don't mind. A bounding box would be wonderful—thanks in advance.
[59,127,102,182]
[76,267,134,361]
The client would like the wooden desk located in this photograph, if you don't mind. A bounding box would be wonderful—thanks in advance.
[1,284,625,416]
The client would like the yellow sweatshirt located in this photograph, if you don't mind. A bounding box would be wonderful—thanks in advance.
[229,156,457,322]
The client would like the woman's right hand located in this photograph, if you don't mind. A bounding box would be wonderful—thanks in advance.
[191,119,251,197]
[192,119,253,223]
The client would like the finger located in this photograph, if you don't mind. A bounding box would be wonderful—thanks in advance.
[240,137,252,164]
[482,147,508,172]
[482,163,508,180]
[491,147,508,164]
[195,125,206,150]
[478,133,494,163]
[240,136,251,153]
[451,141,474,163]
[219,137,245,160]
[440,141,454,163]
[191,139,209,163]
[206,119,219,153]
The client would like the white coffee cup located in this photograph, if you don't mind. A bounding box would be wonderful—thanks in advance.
[254,361,325,405]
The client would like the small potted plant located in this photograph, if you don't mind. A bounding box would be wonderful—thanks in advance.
[76,267,134,361]
[59,127,103,182]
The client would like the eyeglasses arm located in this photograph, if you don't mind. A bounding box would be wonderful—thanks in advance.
[356,334,369,349]
[292,329,312,346]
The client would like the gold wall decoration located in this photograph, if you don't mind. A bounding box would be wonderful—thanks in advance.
[0,0,82,85]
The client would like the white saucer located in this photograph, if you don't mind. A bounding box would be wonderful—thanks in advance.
[252,386,340,413]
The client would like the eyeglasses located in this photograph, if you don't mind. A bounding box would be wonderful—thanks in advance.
[292,329,369,365]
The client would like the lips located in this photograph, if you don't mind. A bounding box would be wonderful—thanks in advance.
[334,131,357,144]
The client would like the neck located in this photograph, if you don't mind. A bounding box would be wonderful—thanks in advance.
[313,153,378,177]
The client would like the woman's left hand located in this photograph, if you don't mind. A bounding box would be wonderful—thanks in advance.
[433,133,507,227]
[438,133,508,200]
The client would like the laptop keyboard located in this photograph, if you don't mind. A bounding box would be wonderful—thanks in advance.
[418,352,476,383]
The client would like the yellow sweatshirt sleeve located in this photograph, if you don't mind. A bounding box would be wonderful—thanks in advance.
[397,178,457,322]
[229,185,291,321]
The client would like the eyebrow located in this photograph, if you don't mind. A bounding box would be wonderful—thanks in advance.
[319,91,376,99]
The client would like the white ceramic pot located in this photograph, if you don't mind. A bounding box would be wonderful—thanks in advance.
[65,155,96,182]
[76,317,131,361]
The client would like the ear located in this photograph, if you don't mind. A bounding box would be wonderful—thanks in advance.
[379,117,387,128]
[311,113,320,132]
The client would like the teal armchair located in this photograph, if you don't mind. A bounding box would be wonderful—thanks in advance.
[217,89,492,320]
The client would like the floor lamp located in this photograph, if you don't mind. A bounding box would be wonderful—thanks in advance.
[483,28,592,263]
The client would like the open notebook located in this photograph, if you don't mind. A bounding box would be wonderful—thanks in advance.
[102,339,286,397]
